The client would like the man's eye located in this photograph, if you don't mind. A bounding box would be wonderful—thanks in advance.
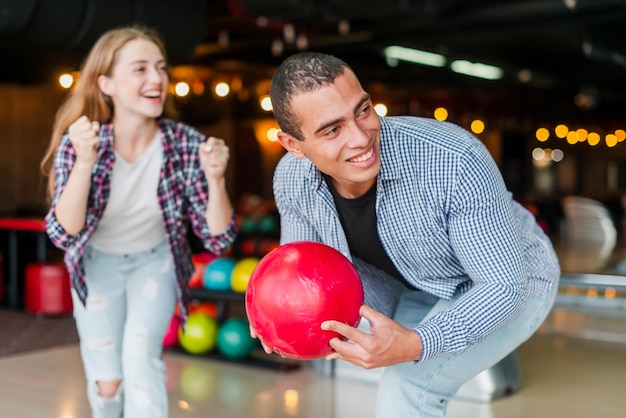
[325,127,339,137]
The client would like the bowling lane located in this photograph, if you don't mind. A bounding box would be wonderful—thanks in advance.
[2,307,626,418]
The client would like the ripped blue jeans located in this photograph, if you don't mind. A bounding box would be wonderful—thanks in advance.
[71,240,177,418]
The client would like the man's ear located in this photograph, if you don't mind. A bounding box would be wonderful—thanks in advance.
[97,74,113,96]
[277,131,305,159]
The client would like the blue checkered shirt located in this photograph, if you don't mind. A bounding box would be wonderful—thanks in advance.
[273,116,560,361]
[45,118,238,322]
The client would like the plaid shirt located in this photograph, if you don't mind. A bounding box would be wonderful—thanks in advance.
[273,116,560,361]
[45,118,237,322]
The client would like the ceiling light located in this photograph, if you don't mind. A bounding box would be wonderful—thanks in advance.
[384,46,446,68]
[58,73,74,89]
[450,60,504,80]
[175,82,190,97]
[338,20,350,36]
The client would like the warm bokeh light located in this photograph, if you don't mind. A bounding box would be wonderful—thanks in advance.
[536,127,550,142]
[615,129,626,142]
[267,127,280,142]
[566,131,578,144]
[555,124,569,138]
[544,148,552,160]
[532,147,545,161]
[191,80,205,95]
[576,128,588,142]
[433,107,448,121]
[214,81,230,97]
[58,73,74,89]
[374,103,388,116]
[605,287,616,299]
[174,81,190,97]
[587,132,600,146]
[470,119,485,134]
[284,389,299,415]
[259,95,273,111]
[253,119,282,148]
[606,133,618,147]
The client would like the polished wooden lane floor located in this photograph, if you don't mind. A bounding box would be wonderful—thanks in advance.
[0,305,625,418]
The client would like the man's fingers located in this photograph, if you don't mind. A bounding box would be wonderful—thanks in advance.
[322,319,366,344]
[249,325,273,354]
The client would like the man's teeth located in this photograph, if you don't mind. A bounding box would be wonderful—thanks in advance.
[144,93,161,98]
[350,148,373,163]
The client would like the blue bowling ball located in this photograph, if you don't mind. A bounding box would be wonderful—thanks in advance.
[217,317,258,360]
[203,257,236,291]
[258,215,278,234]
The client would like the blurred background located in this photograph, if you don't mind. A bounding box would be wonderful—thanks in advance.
[1,3,626,417]
[1,0,625,225]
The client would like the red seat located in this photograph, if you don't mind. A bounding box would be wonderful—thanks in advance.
[25,262,73,315]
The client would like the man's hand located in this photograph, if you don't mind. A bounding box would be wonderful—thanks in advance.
[322,304,423,368]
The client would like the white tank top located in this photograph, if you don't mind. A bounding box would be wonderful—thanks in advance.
[88,133,167,254]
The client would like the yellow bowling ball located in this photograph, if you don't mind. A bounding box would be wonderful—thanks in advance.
[230,257,260,293]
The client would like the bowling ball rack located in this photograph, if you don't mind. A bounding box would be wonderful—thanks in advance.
[170,287,302,372]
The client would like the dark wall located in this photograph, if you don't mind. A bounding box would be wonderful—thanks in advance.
[0,0,208,82]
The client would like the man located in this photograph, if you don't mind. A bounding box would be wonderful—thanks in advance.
[266,52,560,417]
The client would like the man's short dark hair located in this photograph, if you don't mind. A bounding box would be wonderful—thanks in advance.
[270,52,351,140]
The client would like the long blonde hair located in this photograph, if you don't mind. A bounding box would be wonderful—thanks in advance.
[40,25,171,200]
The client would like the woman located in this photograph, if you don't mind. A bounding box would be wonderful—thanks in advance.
[40,25,237,417]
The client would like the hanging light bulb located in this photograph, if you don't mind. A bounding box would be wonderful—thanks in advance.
[283,23,295,43]
[218,30,229,48]
[338,19,350,35]
[271,39,284,56]
[296,33,308,50]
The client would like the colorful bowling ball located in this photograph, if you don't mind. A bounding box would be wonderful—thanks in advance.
[231,257,260,293]
[203,257,236,291]
[245,241,363,360]
[188,300,218,319]
[259,238,280,255]
[240,217,257,234]
[189,252,217,288]
[239,238,256,256]
[163,314,181,348]
[178,313,218,355]
[258,215,278,233]
[217,317,258,360]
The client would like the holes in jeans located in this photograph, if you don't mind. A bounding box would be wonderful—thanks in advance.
[86,339,116,351]
[86,296,108,311]
[131,325,149,356]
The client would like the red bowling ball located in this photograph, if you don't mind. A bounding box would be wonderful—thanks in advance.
[245,241,364,360]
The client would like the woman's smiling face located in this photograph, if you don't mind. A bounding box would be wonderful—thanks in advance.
[98,38,169,121]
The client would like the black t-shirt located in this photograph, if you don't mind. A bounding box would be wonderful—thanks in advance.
[325,176,406,283]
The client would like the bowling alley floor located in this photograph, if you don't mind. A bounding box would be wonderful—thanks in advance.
[1,304,625,418]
